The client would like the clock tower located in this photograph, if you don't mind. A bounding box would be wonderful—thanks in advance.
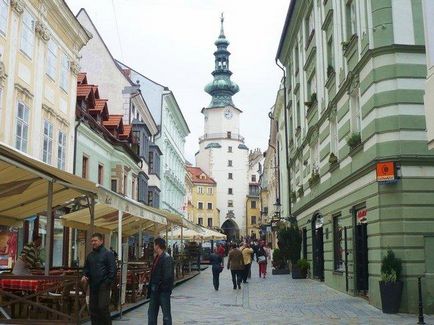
[196,14,249,240]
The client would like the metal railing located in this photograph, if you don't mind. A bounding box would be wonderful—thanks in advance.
[199,133,245,142]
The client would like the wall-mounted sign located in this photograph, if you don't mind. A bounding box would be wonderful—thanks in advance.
[376,161,397,183]
[357,209,367,223]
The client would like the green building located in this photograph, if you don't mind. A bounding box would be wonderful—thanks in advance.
[276,0,434,313]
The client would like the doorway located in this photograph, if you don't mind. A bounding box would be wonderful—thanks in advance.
[311,213,324,281]
[221,219,240,242]
[354,207,369,294]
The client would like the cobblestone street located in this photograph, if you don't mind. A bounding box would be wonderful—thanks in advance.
[114,262,433,325]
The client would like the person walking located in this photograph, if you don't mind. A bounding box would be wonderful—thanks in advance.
[81,233,116,325]
[217,243,225,261]
[227,244,244,289]
[147,238,174,325]
[209,248,223,290]
[257,241,270,278]
[240,243,253,283]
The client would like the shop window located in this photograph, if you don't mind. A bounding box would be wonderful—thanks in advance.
[333,214,344,271]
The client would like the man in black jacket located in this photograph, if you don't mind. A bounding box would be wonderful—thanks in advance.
[148,237,174,325]
[82,233,116,325]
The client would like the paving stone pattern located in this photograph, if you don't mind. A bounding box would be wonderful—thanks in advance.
[114,262,434,325]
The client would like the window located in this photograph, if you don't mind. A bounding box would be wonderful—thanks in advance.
[148,190,154,207]
[46,40,57,80]
[251,201,257,209]
[350,91,361,133]
[131,175,137,199]
[227,131,231,138]
[228,200,233,207]
[42,120,53,164]
[198,202,203,210]
[207,187,213,195]
[228,146,232,153]
[207,218,212,227]
[228,173,233,180]
[20,10,34,58]
[333,214,344,271]
[15,102,30,152]
[228,160,232,167]
[198,218,203,226]
[251,175,257,182]
[305,8,315,44]
[60,53,69,91]
[251,216,256,225]
[228,188,233,195]
[98,164,104,185]
[329,114,338,156]
[296,100,301,128]
[302,228,308,259]
[149,151,154,172]
[57,131,66,170]
[346,0,357,39]
[137,173,148,204]
[82,156,88,179]
[197,186,204,194]
[327,36,334,71]
[0,0,8,35]
[111,179,117,192]
[123,174,127,195]
[294,44,299,72]
[310,139,319,173]
[207,202,212,210]
[307,73,317,98]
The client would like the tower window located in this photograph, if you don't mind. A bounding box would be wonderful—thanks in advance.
[228,160,232,167]
[228,188,233,195]
[228,146,232,152]
[227,131,231,138]
[228,173,233,180]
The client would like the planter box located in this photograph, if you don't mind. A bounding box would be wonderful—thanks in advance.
[379,281,403,313]
[272,268,290,275]
[291,265,308,279]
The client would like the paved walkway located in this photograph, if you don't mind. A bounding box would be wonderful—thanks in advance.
[114,262,433,325]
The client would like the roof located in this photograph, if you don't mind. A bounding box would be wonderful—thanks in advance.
[77,72,87,84]
[77,84,94,97]
[118,124,132,140]
[102,115,123,128]
[276,0,296,61]
[187,166,216,185]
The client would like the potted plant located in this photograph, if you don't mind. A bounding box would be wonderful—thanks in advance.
[379,249,403,313]
[347,132,361,150]
[328,152,338,165]
[296,259,310,278]
[327,65,335,78]
[271,248,290,275]
[297,186,304,198]
[308,170,320,187]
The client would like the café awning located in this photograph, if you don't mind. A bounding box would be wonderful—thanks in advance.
[0,143,97,225]
[61,186,167,236]
[163,226,226,241]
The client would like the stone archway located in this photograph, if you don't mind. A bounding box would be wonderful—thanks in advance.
[221,219,240,242]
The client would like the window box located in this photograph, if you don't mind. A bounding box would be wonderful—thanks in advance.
[297,186,304,198]
[308,171,320,187]
[347,132,362,152]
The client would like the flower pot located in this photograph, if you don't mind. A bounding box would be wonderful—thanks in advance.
[291,265,305,279]
[272,268,290,275]
[379,280,403,313]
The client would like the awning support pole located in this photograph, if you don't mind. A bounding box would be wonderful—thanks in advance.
[45,181,53,276]
[165,223,169,241]
[181,227,184,253]
[85,196,95,256]
[118,210,122,261]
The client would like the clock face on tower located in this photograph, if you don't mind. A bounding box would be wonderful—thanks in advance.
[224,108,233,119]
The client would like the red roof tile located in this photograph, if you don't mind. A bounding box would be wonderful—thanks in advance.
[77,73,87,84]
[77,84,93,97]
[103,115,123,128]
[95,99,107,111]
[119,125,132,140]
[187,166,216,185]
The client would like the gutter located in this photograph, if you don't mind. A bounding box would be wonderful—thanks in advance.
[275,59,292,221]
[73,110,84,175]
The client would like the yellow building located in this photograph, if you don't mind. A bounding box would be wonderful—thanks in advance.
[246,183,261,239]
[186,166,220,229]
[0,0,90,172]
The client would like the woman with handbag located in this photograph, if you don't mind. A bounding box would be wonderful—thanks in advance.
[209,248,223,290]
[257,242,269,278]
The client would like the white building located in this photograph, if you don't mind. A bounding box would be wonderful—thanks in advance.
[196,16,249,240]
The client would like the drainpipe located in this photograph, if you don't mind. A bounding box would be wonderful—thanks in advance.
[73,114,84,175]
[275,59,292,221]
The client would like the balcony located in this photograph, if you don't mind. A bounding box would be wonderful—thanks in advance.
[199,133,245,143]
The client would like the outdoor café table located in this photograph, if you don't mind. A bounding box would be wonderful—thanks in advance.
[0,274,84,324]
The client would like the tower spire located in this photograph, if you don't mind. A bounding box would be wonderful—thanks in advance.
[204,14,239,108]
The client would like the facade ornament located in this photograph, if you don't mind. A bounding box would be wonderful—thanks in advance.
[348,73,360,95]
[10,0,25,15]
[0,54,7,86]
[70,60,81,76]
[35,20,51,42]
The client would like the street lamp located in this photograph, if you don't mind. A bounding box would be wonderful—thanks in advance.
[273,199,281,219]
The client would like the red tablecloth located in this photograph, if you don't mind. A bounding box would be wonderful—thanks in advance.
[0,279,57,291]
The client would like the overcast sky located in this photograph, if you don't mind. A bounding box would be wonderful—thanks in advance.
[66,0,289,163]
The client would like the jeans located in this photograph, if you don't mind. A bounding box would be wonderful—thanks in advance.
[89,283,111,325]
[231,270,243,288]
[148,290,172,325]
[212,266,220,290]
[243,263,251,282]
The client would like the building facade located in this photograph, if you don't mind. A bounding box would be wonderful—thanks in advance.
[196,16,249,240]
[277,0,434,313]
[245,149,263,239]
[75,9,162,207]
[0,0,90,172]
[185,166,219,228]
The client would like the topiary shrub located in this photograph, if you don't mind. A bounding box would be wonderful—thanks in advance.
[381,249,402,282]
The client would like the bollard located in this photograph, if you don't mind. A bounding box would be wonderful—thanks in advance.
[417,276,425,325]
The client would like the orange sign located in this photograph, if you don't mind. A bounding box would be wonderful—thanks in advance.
[376,162,395,182]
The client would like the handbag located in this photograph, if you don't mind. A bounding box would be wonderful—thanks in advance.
[257,255,266,263]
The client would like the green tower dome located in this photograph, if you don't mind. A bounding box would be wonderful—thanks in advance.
[204,13,239,108]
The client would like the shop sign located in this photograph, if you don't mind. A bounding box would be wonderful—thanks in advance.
[376,161,397,183]
[357,209,367,223]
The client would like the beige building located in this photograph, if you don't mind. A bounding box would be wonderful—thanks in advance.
[0,0,90,172]
[185,166,220,229]
[245,149,263,239]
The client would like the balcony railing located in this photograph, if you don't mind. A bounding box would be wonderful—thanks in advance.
[199,133,245,143]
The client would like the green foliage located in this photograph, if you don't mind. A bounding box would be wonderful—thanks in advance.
[297,186,304,198]
[347,132,361,148]
[278,225,302,264]
[296,258,310,271]
[272,248,286,270]
[381,249,402,282]
[329,152,338,164]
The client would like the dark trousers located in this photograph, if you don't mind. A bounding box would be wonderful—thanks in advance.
[212,267,220,290]
[243,263,251,282]
[89,284,111,325]
[148,291,172,325]
[231,270,243,288]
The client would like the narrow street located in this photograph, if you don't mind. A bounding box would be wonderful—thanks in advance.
[114,262,433,325]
